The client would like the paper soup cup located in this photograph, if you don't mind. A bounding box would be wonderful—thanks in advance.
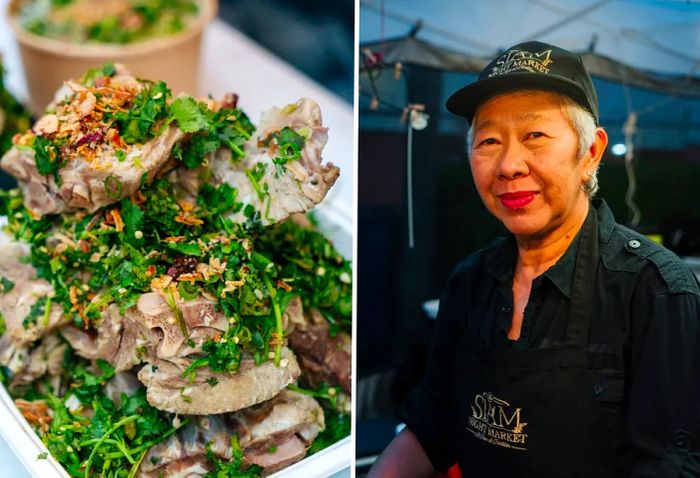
[7,0,217,116]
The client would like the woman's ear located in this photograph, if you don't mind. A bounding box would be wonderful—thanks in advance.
[586,127,609,171]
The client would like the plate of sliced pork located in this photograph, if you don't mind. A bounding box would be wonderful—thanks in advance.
[0,63,352,477]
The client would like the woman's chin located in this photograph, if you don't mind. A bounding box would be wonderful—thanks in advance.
[499,214,549,238]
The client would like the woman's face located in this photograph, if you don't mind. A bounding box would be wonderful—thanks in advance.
[469,91,596,240]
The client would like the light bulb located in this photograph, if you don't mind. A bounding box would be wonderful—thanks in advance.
[410,110,429,130]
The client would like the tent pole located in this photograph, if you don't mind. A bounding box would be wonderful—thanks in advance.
[407,120,415,249]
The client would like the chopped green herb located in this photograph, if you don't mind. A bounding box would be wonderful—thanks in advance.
[33,135,61,180]
[168,96,210,133]
[23,296,48,329]
[269,127,306,176]
[204,435,262,478]
[0,277,14,294]
[115,81,171,144]
[174,104,255,169]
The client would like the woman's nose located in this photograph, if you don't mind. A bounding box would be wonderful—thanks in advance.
[497,140,529,180]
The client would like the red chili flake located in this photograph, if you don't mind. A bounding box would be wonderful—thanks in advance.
[94,76,109,88]
[146,265,156,277]
[241,265,250,274]
[78,240,90,253]
[75,130,104,147]
[276,280,292,292]
[110,129,126,149]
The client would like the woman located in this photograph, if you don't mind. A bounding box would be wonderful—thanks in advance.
[369,41,700,477]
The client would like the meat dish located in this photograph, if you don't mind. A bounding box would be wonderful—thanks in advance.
[0,64,351,477]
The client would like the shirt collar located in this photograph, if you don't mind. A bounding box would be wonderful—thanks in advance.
[483,200,613,298]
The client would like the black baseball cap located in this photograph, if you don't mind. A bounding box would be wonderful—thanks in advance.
[446,41,599,125]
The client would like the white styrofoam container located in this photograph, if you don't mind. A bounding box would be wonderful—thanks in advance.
[0,206,352,478]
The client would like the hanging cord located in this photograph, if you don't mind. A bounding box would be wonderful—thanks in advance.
[623,113,641,227]
[406,119,414,249]
[401,105,428,249]
[618,59,700,228]
[617,60,643,227]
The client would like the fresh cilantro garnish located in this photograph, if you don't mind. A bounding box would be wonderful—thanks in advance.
[255,219,352,334]
[33,135,61,181]
[0,277,14,294]
[81,61,116,85]
[269,127,306,175]
[23,296,49,330]
[168,96,210,133]
[121,199,145,248]
[115,81,171,144]
[204,434,262,478]
[307,408,351,455]
[25,354,184,478]
[173,105,255,169]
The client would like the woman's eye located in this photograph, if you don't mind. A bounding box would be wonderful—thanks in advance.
[527,132,545,139]
[478,138,498,146]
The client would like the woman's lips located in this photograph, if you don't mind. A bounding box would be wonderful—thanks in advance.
[499,191,537,210]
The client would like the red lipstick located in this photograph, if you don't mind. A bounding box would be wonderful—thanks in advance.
[499,191,536,210]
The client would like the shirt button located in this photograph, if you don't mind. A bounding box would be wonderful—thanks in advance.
[500,305,512,313]
[593,383,605,396]
[628,239,641,249]
[674,430,689,449]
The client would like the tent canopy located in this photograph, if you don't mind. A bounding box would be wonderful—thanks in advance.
[361,35,700,99]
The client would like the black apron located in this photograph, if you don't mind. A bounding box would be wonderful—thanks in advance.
[453,209,626,477]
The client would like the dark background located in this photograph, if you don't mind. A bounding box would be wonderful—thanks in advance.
[218,0,354,104]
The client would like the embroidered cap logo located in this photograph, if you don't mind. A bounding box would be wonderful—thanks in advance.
[488,48,554,77]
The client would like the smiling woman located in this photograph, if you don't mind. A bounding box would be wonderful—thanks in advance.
[469,90,607,240]
[368,41,700,478]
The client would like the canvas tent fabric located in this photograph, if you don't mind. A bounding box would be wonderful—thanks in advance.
[361,35,700,99]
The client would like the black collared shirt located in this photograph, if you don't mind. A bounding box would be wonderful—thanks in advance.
[399,199,700,476]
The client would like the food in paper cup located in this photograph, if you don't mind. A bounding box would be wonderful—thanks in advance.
[6,0,217,116]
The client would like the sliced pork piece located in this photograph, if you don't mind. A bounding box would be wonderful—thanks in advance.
[104,372,143,407]
[134,293,229,359]
[61,293,230,371]
[0,65,185,216]
[139,389,324,478]
[173,98,339,226]
[2,333,67,389]
[288,307,352,395]
[137,347,301,415]
[0,241,64,367]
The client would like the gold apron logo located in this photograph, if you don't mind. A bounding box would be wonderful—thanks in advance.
[467,392,528,451]
[488,49,553,77]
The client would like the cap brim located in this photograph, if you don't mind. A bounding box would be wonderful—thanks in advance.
[445,72,594,124]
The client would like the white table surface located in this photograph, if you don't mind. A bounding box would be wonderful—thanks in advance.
[0,2,354,477]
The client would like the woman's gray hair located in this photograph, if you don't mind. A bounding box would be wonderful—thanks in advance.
[466,90,599,195]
